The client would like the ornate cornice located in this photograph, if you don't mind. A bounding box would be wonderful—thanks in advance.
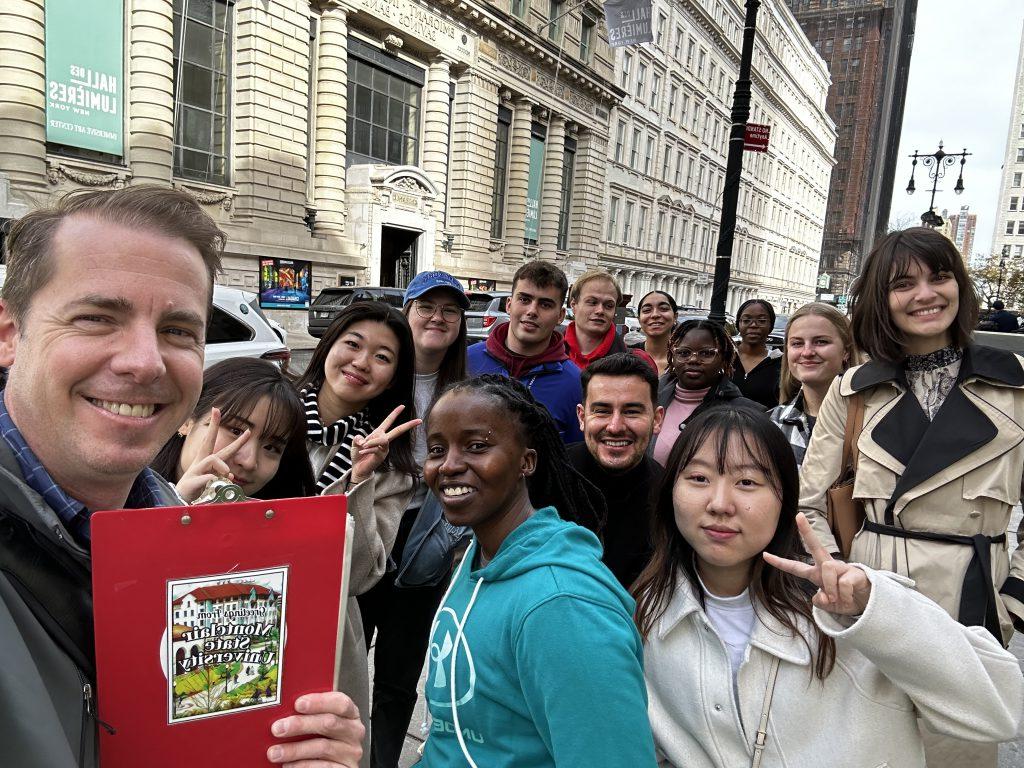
[46,157,132,188]
[173,181,235,211]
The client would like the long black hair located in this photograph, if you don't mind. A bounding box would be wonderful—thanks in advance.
[432,374,605,532]
[632,405,836,680]
[294,301,417,476]
[152,358,316,499]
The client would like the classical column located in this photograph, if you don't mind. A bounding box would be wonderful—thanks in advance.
[503,97,534,254]
[537,114,565,255]
[311,0,350,237]
[128,0,175,183]
[422,55,453,230]
[0,0,47,197]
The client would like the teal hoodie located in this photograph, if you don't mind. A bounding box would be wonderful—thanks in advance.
[417,506,657,768]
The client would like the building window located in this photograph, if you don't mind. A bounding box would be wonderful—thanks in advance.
[661,142,672,180]
[656,13,666,46]
[650,73,661,109]
[1004,244,1012,257]
[668,84,678,120]
[655,211,665,251]
[346,39,424,167]
[637,206,648,247]
[1012,197,1019,212]
[686,39,696,69]
[667,215,677,253]
[636,62,647,101]
[1017,245,1024,258]
[621,52,632,90]
[557,138,575,251]
[680,92,689,125]
[580,14,595,62]
[1015,172,1023,187]
[547,0,563,41]
[673,26,683,60]
[630,128,641,168]
[607,196,620,240]
[644,135,654,175]
[674,149,684,186]
[697,49,706,79]
[511,0,525,18]
[172,0,233,185]
[490,106,512,238]
[1017,148,1024,163]
[614,120,626,163]
[1013,220,1022,235]
[623,200,634,244]
[1017,220,1024,235]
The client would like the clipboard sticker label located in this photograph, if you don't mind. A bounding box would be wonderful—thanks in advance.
[166,566,288,723]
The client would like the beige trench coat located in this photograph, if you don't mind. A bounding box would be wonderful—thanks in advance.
[321,466,415,768]
[799,345,1024,647]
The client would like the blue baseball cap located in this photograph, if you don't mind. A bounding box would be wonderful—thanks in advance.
[403,270,470,309]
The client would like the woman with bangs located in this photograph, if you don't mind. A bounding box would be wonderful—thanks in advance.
[798,227,1024,767]
[636,406,1022,768]
[152,356,315,500]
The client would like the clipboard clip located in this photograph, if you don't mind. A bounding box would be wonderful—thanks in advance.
[193,478,248,505]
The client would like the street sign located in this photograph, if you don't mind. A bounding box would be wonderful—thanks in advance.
[743,123,770,152]
[836,295,849,313]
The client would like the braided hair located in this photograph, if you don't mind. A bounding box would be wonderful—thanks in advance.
[668,319,738,379]
[434,374,606,533]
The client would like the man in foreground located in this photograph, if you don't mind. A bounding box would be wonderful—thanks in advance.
[570,353,665,588]
[468,259,583,442]
[0,186,363,767]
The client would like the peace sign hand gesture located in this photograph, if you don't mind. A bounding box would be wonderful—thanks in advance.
[763,513,872,616]
[176,407,253,503]
[349,405,422,486]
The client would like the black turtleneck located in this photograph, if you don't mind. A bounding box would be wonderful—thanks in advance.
[566,441,664,590]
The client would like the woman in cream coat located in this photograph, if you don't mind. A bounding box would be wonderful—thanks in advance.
[636,407,1022,768]
[798,228,1024,767]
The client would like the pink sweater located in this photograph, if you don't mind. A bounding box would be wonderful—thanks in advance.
[653,384,710,466]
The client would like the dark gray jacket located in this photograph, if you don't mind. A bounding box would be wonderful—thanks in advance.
[0,439,180,767]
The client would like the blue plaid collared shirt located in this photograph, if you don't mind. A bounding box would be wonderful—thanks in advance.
[0,393,168,545]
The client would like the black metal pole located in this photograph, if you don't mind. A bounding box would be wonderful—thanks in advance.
[997,257,1006,303]
[709,0,760,324]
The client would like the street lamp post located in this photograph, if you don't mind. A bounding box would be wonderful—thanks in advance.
[997,255,1007,305]
[905,142,970,227]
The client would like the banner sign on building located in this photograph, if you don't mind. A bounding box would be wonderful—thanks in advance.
[44,0,124,155]
[743,123,771,153]
[260,258,312,309]
[524,136,545,242]
[603,0,653,48]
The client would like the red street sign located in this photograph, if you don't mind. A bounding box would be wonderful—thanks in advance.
[744,123,770,152]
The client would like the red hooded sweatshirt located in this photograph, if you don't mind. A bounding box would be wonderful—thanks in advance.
[485,321,570,379]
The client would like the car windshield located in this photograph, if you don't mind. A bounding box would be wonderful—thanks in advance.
[773,315,788,332]
[467,294,495,311]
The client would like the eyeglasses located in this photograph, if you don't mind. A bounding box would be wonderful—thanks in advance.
[671,347,720,362]
[413,300,462,322]
[738,317,771,327]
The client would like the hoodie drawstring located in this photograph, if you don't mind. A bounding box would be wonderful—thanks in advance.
[421,540,483,767]
[451,575,484,767]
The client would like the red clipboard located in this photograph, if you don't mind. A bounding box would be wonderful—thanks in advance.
[91,494,349,767]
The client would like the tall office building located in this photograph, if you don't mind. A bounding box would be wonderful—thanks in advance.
[992,21,1024,265]
[946,205,978,264]
[785,0,917,298]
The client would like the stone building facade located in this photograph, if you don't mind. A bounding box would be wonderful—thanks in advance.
[0,0,619,331]
[602,0,835,315]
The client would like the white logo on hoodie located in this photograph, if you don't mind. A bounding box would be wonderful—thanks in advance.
[427,607,477,708]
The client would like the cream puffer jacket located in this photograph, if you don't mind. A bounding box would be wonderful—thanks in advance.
[645,566,1023,768]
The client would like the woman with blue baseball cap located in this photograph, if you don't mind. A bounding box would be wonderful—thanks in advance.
[358,270,470,768]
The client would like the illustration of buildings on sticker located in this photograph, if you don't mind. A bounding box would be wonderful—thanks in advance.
[167,566,288,723]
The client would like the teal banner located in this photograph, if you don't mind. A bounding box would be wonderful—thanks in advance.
[45,0,124,155]
[524,136,545,242]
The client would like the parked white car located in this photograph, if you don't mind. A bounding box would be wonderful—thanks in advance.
[206,286,291,369]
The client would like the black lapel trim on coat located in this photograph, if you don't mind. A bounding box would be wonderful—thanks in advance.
[965,344,1024,386]
[849,358,904,392]
[1000,576,1024,632]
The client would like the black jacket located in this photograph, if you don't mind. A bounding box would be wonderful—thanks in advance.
[566,442,663,590]
[731,353,782,409]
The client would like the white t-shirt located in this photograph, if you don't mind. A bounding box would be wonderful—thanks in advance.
[699,577,756,697]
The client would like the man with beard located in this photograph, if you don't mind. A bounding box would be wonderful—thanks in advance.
[569,353,665,588]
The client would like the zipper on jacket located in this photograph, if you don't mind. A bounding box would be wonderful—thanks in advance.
[78,670,116,765]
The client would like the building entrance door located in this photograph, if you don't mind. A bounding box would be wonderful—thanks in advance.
[380,226,419,288]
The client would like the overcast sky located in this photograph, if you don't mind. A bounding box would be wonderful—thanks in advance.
[887,0,1023,256]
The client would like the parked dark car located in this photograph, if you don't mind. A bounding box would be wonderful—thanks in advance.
[307,286,406,337]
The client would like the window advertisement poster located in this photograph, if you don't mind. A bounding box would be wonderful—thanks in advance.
[44,0,124,155]
[524,136,545,242]
[260,258,312,309]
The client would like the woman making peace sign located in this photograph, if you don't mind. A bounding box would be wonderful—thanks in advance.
[635,406,1022,768]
